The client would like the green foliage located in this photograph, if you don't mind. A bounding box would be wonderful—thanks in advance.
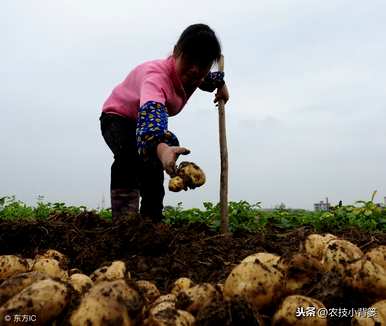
[164,200,263,232]
[0,196,112,220]
[317,190,385,231]
[164,192,386,232]
[0,196,36,220]
[97,208,113,220]
[1,192,385,232]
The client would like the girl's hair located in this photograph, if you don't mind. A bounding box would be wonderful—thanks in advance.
[173,24,221,67]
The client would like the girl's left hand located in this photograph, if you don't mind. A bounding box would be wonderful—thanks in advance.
[214,83,229,105]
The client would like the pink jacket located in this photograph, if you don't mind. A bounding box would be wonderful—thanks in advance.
[102,56,189,121]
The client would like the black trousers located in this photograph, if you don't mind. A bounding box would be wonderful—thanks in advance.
[100,112,164,219]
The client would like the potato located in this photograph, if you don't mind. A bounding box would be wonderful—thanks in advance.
[0,279,70,325]
[224,260,283,311]
[241,252,280,266]
[305,233,337,260]
[69,268,82,275]
[177,310,195,324]
[0,255,29,281]
[89,279,142,309]
[89,260,126,283]
[145,299,195,326]
[365,245,386,270]
[168,176,185,192]
[144,309,195,326]
[272,295,327,325]
[351,300,386,325]
[279,254,325,295]
[0,271,49,305]
[69,273,93,295]
[177,161,206,189]
[69,295,133,326]
[152,294,177,306]
[169,161,206,192]
[32,258,68,281]
[350,258,386,299]
[149,301,176,315]
[176,283,220,315]
[171,277,194,295]
[69,279,143,326]
[322,239,363,283]
[136,280,160,304]
[36,249,68,269]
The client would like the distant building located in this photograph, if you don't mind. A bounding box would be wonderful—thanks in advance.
[314,196,386,210]
[314,197,331,211]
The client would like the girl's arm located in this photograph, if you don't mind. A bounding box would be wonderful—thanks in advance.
[136,101,189,175]
[136,101,179,159]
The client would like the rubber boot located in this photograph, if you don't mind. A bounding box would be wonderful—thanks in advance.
[110,188,140,222]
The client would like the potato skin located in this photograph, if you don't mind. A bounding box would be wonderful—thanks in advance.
[69,273,93,295]
[69,279,143,326]
[272,295,327,326]
[365,245,386,270]
[176,283,220,315]
[136,280,160,305]
[0,255,29,281]
[152,294,177,307]
[149,301,176,316]
[224,260,283,311]
[0,279,70,325]
[144,308,195,326]
[69,268,83,276]
[305,233,337,260]
[241,252,280,266]
[31,258,68,281]
[69,296,133,326]
[279,253,325,295]
[350,258,386,299]
[36,249,68,269]
[89,279,143,312]
[351,300,386,325]
[168,162,206,192]
[145,297,195,326]
[0,271,49,305]
[168,176,185,192]
[178,162,206,189]
[171,277,194,295]
[322,239,363,283]
[89,260,126,283]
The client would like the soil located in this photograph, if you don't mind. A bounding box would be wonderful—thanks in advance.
[1,212,385,325]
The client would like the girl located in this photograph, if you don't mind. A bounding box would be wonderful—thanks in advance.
[100,24,229,222]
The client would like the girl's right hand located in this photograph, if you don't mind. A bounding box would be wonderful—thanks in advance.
[156,143,190,176]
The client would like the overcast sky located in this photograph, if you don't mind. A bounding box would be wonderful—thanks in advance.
[1,0,386,210]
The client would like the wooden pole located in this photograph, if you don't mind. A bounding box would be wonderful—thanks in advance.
[217,55,229,234]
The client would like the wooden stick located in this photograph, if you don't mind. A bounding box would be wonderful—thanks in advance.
[217,55,229,234]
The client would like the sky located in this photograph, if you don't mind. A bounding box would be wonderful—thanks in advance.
[1,0,386,210]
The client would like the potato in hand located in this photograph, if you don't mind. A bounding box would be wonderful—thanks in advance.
[168,161,206,192]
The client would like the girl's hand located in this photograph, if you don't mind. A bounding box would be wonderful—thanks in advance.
[156,143,190,176]
[214,83,229,105]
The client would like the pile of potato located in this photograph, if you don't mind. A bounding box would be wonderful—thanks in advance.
[0,250,196,325]
[223,234,386,325]
[0,236,385,325]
